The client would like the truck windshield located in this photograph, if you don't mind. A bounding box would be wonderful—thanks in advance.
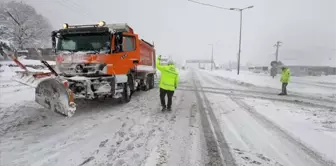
[57,33,111,53]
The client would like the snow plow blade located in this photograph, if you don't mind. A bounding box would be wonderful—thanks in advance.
[35,78,76,117]
[13,71,53,88]
[8,55,77,117]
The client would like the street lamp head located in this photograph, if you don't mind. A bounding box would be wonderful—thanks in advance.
[248,6,254,9]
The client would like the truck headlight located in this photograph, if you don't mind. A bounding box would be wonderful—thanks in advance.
[98,21,106,27]
[63,23,69,29]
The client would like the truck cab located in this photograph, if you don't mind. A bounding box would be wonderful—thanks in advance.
[51,21,156,100]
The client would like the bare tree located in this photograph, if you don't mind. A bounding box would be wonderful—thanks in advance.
[0,41,13,60]
[0,1,52,50]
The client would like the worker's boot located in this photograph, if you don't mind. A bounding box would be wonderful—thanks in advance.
[167,107,172,112]
[161,106,166,112]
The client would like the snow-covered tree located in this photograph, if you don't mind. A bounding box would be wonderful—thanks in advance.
[0,1,52,49]
[0,41,11,60]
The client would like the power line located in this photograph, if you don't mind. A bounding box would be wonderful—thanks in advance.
[187,0,231,10]
[54,0,96,22]
[187,0,254,75]
[61,0,95,21]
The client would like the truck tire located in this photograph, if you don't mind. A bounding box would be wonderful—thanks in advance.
[145,77,150,91]
[148,74,155,89]
[127,74,135,91]
[144,74,154,91]
[121,83,131,103]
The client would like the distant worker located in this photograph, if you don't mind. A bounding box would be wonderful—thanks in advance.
[279,66,291,95]
[156,55,179,111]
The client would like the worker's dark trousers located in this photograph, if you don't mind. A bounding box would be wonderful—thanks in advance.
[160,88,174,108]
[282,83,288,94]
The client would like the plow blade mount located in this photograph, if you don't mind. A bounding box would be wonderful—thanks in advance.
[35,78,76,117]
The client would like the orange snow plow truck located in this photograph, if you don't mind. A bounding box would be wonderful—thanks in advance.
[12,21,156,117]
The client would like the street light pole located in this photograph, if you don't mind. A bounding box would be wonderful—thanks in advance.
[230,6,254,75]
[187,0,254,75]
[237,10,243,75]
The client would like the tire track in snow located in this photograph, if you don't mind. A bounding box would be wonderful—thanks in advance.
[200,71,335,103]
[291,80,336,89]
[75,94,164,166]
[192,72,335,110]
[98,87,187,166]
[230,97,336,166]
[192,70,236,166]
[161,86,201,166]
[140,106,172,166]
[179,84,335,104]
[177,88,336,110]
[196,70,336,166]
[1,88,163,166]
[143,88,188,166]
[173,71,208,166]
[138,70,203,166]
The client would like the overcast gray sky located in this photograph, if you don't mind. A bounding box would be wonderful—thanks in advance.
[8,0,336,66]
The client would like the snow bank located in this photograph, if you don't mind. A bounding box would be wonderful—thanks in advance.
[204,70,336,98]
[244,98,336,163]
[0,39,12,46]
[0,65,16,77]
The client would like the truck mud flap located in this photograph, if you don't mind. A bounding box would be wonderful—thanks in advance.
[35,78,76,117]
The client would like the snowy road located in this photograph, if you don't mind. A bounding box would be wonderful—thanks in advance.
[1,68,335,166]
[0,70,206,166]
[192,70,335,166]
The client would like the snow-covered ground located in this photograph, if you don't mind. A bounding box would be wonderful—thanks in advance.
[193,69,336,165]
[0,65,335,166]
[201,69,336,99]
[0,65,206,166]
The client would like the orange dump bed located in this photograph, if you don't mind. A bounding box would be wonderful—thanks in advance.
[137,39,156,72]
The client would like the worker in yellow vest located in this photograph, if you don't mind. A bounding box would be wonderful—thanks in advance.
[279,66,291,95]
[156,55,179,111]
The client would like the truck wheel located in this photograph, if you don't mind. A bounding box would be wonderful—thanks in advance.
[121,83,131,103]
[149,74,154,89]
[144,74,153,91]
[145,77,150,91]
[127,74,135,91]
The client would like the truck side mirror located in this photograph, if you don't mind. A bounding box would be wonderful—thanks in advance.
[115,32,123,45]
[114,32,123,52]
[51,31,57,53]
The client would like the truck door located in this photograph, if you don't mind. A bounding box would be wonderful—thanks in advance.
[111,33,140,74]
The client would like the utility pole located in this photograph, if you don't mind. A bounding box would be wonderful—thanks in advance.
[274,41,282,62]
[208,42,218,71]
